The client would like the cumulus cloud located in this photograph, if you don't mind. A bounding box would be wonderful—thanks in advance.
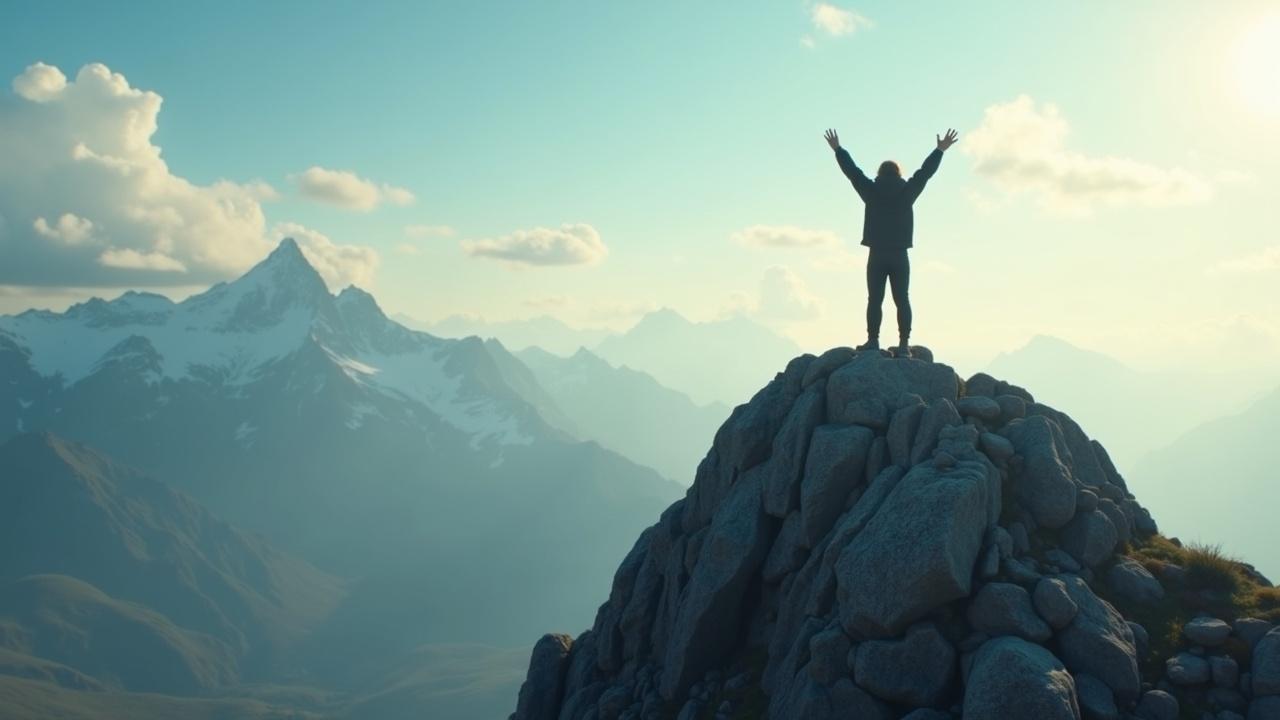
[462,223,608,267]
[404,223,455,238]
[33,213,95,244]
[963,95,1211,213]
[1210,246,1280,275]
[733,224,840,249]
[291,166,415,211]
[0,61,375,288]
[811,3,871,36]
[757,265,824,321]
[98,247,187,272]
[12,61,67,102]
[271,222,379,289]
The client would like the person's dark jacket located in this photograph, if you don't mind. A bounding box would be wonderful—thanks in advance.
[835,147,943,249]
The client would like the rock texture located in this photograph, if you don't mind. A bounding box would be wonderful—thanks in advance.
[511,347,1275,720]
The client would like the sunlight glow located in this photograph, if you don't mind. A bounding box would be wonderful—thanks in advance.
[1233,13,1280,115]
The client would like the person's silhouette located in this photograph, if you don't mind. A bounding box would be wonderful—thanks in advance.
[825,127,958,356]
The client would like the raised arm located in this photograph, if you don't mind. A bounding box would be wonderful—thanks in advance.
[905,128,958,202]
[825,128,873,200]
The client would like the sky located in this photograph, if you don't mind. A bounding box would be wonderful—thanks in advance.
[2,0,1279,374]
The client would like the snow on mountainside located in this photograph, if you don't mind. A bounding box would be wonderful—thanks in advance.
[0,238,537,447]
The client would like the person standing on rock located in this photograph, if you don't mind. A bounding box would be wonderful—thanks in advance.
[824,127,958,356]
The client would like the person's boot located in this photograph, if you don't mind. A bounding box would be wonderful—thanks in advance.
[855,337,880,352]
[892,337,912,358]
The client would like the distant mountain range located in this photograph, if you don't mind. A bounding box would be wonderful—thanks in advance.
[593,308,803,407]
[516,346,730,483]
[984,334,1274,470]
[396,313,612,357]
[1133,385,1280,579]
[404,307,802,408]
[0,239,687,718]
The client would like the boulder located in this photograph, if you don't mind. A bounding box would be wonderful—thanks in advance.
[763,383,827,518]
[1003,415,1078,529]
[836,459,1000,637]
[1185,617,1231,647]
[799,424,875,546]
[801,346,855,389]
[826,353,959,430]
[887,401,925,468]
[762,511,808,582]
[996,393,1027,421]
[1212,655,1240,689]
[1235,618,1276,650]
[1134,690,1178,720]
[771,674,891,720]
[660,467,772,699]
[1166,652,1210,685]
[967,582,1052,642]
[513,633,574,720]
[957,395,1002,422]
[979,432,1014,462]
[1056,574,1140,704]
[1033,576,1079,630]
[807,626,850,686]
[1074,672,1119,720]
[1108,558,1164,604]
[963,637,1081,720]
[852,623,956,707]
[1254,627,1280,696]
[1249,696,1280,720]
[1061,510,1118,568]
[909,398,963,466]
[1128,621,1150,660]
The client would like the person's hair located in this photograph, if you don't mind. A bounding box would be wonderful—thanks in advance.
[877,160,901,179]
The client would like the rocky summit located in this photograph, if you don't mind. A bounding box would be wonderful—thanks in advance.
[511,347,1280,720]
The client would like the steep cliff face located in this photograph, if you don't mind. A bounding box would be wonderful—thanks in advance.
[511,347,1280,720]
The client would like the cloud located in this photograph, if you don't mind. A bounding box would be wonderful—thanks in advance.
[462,223,608,267]
[733,224,840,249]
[810,3,872,37]
[271,222,379,289]
[98,248,187,272]
[523,295,571,310]
[393,242,422,256]
[963,95,1211,213]
[12,62,67,102]
[757,265,824,321]
[291,166,415,211]
[1210,246,1280,275]
[0,62,378,288]
[404,224,455,238]
[33,213,95,245]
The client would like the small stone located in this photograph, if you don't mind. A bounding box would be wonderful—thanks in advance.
[967,582,1052,642]
[725,671,752,692]
[1186,617,1232,647]
[1033,577,1079,630]
[1009,522,1031,555]
[1207,686,1247,713]
[1004,556,1042,586]
[979,432,1015,462]
[996,394,1027,421]
[808,626,851,686]
[1167,652,1211,685]
[957,395,1002,422]
[1061,509,1118,567]
[1046,548,1082,573]
[1077,488,1099,511]
[1129,621,1151,660]
[1234,618,1275,650]
[1109,558,1165,604]
[1254,627,1280,695]
[1075,672,1120,720]
[1211,656,1240,689]
[1135,690,1179,720]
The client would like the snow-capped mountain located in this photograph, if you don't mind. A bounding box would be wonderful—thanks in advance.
[0,239,680,648]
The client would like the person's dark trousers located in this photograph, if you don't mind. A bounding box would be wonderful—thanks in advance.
[865,247,912,344]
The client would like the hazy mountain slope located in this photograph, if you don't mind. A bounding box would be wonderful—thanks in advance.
[1133,386,1280,579]
[516,346,730,483]
[0,432,343,677]
[0,239,681,652]
[593,309,802,406]
[985,334,1263,469]
[0,575,238,694]
[399,313,612,356]
[0,676,324,720]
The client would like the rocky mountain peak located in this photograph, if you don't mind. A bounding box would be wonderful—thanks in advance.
[512,347,1280,720]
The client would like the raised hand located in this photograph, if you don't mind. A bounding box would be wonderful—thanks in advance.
[936,128,959,151]
[824,128,841,151]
